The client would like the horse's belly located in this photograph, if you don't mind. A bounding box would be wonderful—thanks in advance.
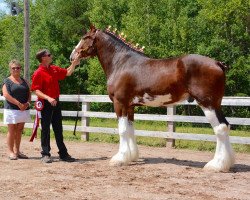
[132,93,172,107]
[131,93,189,107]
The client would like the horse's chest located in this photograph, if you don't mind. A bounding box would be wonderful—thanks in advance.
[132,93,173,107]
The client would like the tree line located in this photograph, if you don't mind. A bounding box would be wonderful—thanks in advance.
[0,0,249,106]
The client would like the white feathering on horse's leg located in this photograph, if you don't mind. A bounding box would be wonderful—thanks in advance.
[204,124,235,172]
[110,117,132,166]
[128,121,139,162]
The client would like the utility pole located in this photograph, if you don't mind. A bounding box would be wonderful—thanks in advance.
[23,0,30,82]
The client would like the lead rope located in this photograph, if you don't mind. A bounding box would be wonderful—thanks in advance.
[73,63,81,136]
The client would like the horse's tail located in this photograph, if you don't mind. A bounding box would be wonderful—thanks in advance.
[217,61,229,72]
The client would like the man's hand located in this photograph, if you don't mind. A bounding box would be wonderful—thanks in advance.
[34,90,57,106]
[67,59,80,76]
[47,97,57,106]
[71,59,80,66]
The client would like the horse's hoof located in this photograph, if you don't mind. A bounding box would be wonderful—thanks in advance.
[130,153,139,162]
[109,160,127,166]
[109,156,129,166]
[203,159,232,172]
[109,153,130,166]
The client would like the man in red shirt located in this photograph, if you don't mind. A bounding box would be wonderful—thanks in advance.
[31,49,79,163]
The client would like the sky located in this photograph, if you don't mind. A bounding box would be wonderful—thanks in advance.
[0,0,9,14]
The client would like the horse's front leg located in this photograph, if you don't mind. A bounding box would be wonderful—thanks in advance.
[110,101,133,166]
[127,106,139,162]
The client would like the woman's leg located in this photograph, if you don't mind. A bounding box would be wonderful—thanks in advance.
[7,124,17,158]
[14,123,25,155]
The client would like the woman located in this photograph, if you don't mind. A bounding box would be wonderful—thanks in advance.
[2,59,31,160]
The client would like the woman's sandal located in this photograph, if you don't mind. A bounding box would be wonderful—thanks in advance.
[9,154,18,160]
[17,153,28,159]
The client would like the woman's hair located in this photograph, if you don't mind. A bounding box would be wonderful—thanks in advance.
[9,59,21,68]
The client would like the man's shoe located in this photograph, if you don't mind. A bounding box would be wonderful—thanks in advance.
[60,154,76,162]
[41,155,52,163]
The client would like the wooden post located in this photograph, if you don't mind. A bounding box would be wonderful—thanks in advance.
[166,106,176,148]
[23,0,30,82]
[81,102,90,141]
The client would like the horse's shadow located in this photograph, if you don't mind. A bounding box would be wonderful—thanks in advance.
[138,157,250,173]
[28,156,250,172]
[28,156,109,163]
[137,157,206,168]
[74,156,109,163]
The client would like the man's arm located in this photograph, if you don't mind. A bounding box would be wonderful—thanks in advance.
[34,90,57,106]
[66,59,80,76]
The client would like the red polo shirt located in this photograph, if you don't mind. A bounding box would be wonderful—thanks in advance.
[31,64,67,99]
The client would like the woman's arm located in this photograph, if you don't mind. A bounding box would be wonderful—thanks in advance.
[24,79,31,108]
[2,84,25,110]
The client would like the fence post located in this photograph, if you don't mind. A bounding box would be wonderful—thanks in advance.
[81,102,90,141]
[166,106,176,148]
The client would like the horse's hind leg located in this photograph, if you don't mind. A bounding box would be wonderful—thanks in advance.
[201,107,235,172]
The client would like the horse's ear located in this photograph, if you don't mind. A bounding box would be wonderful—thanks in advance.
[82,28,87,35]
[90,24,96,31]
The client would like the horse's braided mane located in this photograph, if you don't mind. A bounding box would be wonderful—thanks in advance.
[104,27,145,54]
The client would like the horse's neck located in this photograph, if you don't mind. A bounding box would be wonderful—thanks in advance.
[96,41,114,78]
[95,32,141,78]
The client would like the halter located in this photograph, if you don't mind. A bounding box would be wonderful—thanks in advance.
[74,30,98,57]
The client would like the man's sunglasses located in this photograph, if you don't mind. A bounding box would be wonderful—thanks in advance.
[12,67,21,70]
[43,54,51,57]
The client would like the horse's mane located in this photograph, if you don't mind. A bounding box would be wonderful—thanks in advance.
[103,29,145,56]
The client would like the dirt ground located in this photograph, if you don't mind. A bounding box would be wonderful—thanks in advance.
[0,134,250,200]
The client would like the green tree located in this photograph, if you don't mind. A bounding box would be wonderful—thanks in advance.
[0,0,249,99]
[195,0,250,96]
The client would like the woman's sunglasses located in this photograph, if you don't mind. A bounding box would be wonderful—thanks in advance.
[12,67,21,70]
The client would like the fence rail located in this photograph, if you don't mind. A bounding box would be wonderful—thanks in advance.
[0,95,249,146]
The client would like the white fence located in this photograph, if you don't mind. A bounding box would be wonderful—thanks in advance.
[0,95,250,146]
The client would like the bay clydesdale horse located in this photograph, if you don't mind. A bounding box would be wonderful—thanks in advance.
[70,25,234,172]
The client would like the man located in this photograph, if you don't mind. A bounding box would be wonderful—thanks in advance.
[31,49,79,163]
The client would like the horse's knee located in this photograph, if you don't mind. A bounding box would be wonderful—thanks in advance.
[214,124,230,140]
[118,117,129,135]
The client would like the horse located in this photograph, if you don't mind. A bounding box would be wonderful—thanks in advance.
[70,25,235,172]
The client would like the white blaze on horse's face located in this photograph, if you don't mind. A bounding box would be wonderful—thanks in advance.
[70,39,85,61]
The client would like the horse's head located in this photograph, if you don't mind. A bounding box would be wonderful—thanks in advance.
[70,25,97,62]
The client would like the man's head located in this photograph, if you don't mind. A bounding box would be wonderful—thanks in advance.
[36,49,52,63]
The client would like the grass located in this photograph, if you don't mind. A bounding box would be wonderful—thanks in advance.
[86,118,250,153]
[0,118,249,153]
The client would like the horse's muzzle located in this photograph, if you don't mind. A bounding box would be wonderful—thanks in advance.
[70,50,77,62]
